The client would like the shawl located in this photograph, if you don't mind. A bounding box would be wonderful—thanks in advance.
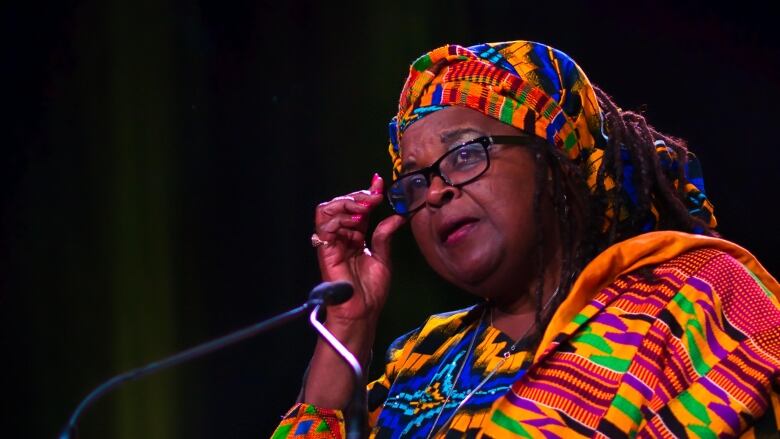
[273,231,780,438]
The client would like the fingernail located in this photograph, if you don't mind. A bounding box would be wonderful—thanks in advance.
[352,215,363,222]
[371,173,380,185]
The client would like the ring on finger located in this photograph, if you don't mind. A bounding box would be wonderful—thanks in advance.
[311,233,330,248]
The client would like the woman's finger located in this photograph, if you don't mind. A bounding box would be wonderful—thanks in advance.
[317,212,369,235]
[317,198,370,220]
[368,173,383,196]
[335,228,366,245]
[315,173,385,222]
[315,227,361,253]
[343,173,385,201]
[371,214,407,265]
[313,173,387,257]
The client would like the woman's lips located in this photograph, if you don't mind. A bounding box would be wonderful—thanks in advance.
[440,218,479,245]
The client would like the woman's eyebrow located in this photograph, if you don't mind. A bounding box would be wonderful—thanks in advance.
[401,158,417,173]
[439,127,485,147]
[401,127,485,173]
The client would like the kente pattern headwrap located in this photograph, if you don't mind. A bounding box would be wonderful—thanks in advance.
[387,41,717,232]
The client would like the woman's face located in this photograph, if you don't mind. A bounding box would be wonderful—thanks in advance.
[400,106,549,302]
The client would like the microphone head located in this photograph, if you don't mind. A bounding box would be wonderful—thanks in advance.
[308,281,354,306]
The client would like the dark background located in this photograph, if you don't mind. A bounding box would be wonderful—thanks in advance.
[2,1,778,437]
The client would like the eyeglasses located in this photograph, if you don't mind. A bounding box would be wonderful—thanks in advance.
[387,135,537,215]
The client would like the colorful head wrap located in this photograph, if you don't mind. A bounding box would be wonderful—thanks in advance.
[388,40,717,232]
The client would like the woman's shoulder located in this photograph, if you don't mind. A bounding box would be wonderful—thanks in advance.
[657,244,780,334]
[591,234,780,345]
[660,245,766,284]
[588,231,778,298]
[653,236,778,303]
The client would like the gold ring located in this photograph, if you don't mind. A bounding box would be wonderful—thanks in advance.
[311,233,329,248]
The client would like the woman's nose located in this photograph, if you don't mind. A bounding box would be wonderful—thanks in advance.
[424,174,458,208]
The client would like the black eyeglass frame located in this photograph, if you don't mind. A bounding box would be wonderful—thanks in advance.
[386,135,538,215]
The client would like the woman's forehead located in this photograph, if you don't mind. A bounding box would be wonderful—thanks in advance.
[399,107,512,164]
[401,108,484,146]
[399,112,477,168]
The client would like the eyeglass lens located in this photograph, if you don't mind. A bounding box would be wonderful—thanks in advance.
[389,140,489,214]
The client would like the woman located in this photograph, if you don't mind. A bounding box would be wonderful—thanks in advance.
[273,41,780,438]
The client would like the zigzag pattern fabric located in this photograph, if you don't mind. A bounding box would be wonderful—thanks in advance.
[367,307,533,438]
[272,232,780,438]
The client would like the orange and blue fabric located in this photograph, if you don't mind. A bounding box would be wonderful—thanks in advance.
[272,231,780,438]
[387,40,717,233]
[271,41,775,438]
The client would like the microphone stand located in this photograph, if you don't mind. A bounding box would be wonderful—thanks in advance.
[308,305,367,439]
[60,281,353,439]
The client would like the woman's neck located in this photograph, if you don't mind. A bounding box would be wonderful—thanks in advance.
[490,242,563,341]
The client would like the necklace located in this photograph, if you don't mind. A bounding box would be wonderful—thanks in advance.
[424,306,486,439]
[425,288,561,438]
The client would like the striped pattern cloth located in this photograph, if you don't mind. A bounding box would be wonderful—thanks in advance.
[388,41,604,176]
[272,231,780,438]
[387,40,717,233]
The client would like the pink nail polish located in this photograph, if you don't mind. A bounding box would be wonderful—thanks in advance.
[352,215,363,222]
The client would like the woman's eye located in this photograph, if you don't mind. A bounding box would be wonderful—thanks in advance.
[454,145,484,166]
[409,175,427,189]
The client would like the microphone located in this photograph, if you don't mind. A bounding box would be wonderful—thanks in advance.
[59,281,354,439]
[307,286,367,439]
[308,281,354,306]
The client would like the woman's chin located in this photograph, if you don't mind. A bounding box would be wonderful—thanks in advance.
[443,249,503,292]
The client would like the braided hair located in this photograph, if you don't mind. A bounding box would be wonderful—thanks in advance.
[529,85,719,337]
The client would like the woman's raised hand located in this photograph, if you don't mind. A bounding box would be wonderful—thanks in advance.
[313,173,406,324]
[303,174,405,408]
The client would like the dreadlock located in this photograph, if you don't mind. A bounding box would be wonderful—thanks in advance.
[528,85,719,341]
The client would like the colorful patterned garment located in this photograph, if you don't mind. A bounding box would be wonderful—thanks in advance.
[276,305,535,439]
[272,231,780,438]
[367,306,533,438]
[387,40,717,232]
